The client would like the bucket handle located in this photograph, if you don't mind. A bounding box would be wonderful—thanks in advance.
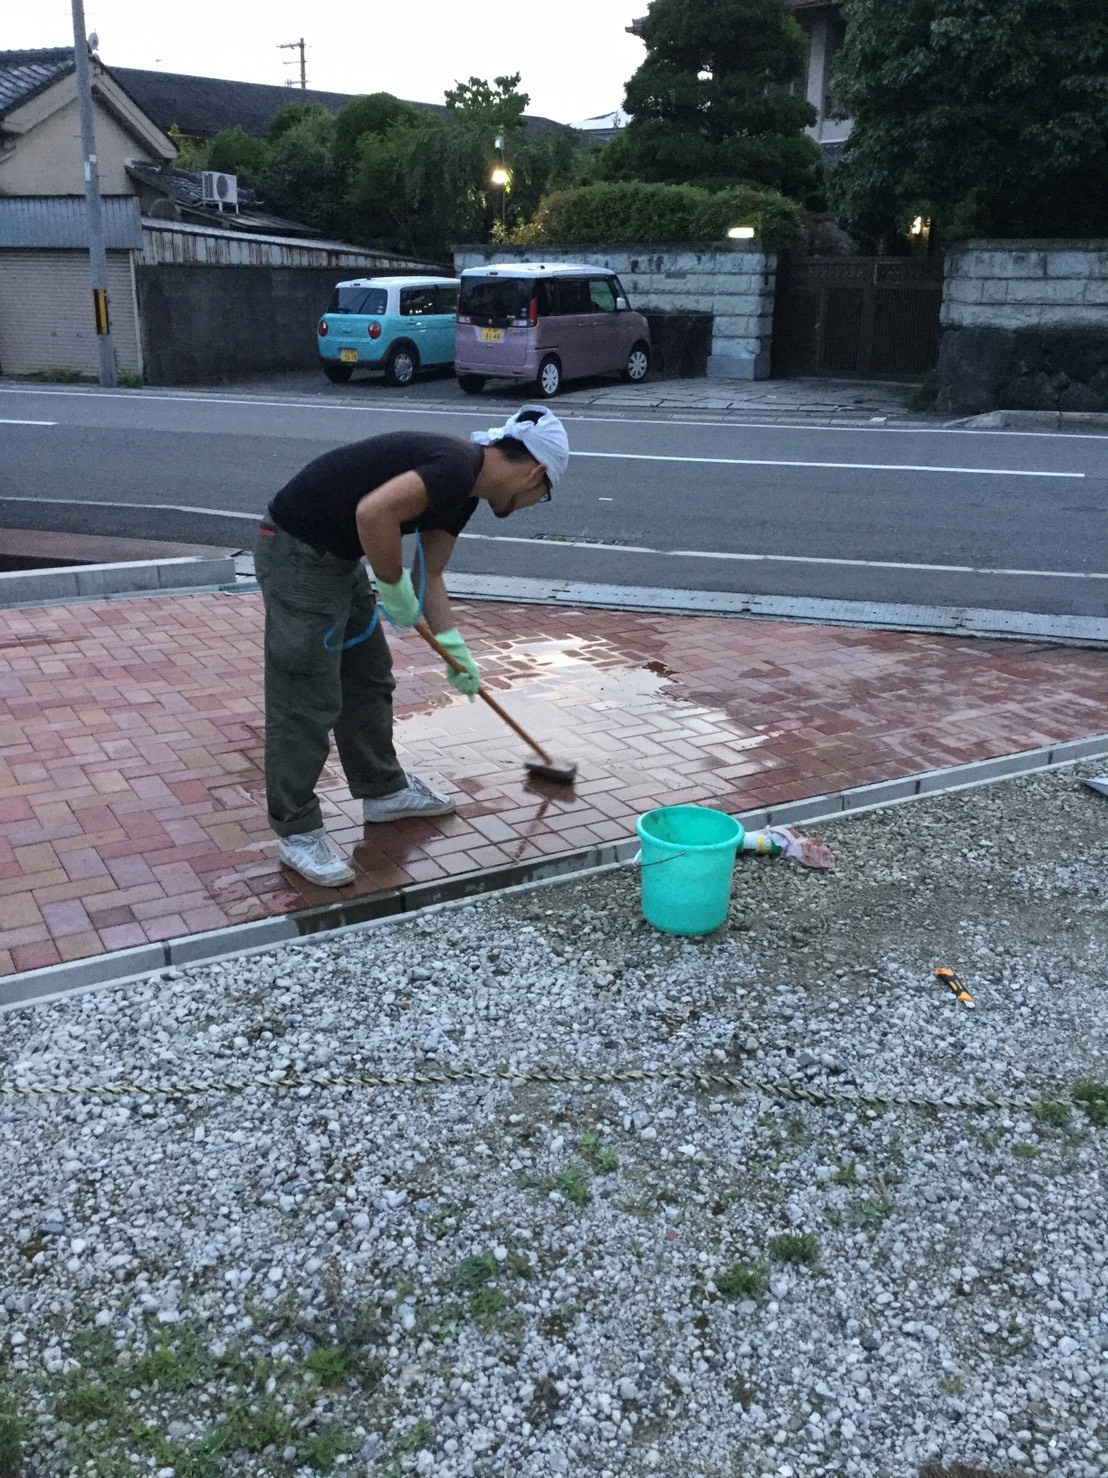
[626,849,688,868]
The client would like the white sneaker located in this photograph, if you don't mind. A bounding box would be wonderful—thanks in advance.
[278,829,355,887]
[362,774,456,823]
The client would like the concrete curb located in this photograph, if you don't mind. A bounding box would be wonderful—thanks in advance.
[0,556,239,607]
[6,559,1105,647]
[3,733,1105,1012]
[444,574,1108,647]
[948,410,1108,433]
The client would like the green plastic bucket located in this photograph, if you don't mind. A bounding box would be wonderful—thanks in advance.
[635,805,745,936]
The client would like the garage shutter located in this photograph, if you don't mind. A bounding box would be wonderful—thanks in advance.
[0,250,141,377]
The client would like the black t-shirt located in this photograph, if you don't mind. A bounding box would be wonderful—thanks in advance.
[269,431,483,559]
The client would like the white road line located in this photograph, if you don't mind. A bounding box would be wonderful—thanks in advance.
[0,418,56,426]
[1,385,1106,444]
[461,531,1106,580]
[575,450,1082,478]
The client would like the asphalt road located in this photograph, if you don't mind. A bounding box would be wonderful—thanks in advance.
[2,379,1106,618]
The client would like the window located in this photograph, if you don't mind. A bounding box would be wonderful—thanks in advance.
[329,285,387,314]
[551,278,591,315]
[589,277,617,312]
[458,277,536,323]
[400,288,436,317]
[433,285,459,314]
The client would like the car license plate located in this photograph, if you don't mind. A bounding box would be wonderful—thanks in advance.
[340,349,358,363]
[480,328,503,342]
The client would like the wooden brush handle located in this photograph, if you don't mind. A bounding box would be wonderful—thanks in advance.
[415,622,554,767]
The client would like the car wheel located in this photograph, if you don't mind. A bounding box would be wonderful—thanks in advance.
[622,342,650,382]
[536,356,562,398]
[384,345,418,387]
[458,375,486,395]
[323,362,353,384]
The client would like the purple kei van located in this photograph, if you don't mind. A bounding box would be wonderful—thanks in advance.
[454,262,651,398]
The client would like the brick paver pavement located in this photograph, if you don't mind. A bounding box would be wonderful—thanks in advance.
[1,591,1106,976]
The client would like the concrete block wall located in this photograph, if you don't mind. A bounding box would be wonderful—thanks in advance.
[943,241,1108,330]
[454,243,777,380]
[937,240,1108,414]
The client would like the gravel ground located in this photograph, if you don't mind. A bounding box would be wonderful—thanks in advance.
[2,761,1107,1478]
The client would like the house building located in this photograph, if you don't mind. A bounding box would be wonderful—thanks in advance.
[0,48,175,378]
[109,67,568,148]
[788,0,849,155]
[0,48,442,382]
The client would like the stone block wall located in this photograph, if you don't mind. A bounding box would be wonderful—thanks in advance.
[938,241,1108,413]
[454,243,777,380]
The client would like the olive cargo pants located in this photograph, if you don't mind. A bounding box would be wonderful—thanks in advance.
[254,520,406,837]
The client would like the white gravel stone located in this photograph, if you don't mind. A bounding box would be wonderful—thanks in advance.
[0,763,1106,1477]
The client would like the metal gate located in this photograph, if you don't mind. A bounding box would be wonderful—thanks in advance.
[771,255,943,378]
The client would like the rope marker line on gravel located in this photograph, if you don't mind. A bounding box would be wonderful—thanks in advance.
[0,1063,1037,1113]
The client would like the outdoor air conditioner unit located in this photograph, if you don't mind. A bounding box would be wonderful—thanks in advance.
[201,171,238,212]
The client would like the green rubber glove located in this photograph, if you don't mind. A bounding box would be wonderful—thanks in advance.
[436,627,481,699]
[375,570,421,628]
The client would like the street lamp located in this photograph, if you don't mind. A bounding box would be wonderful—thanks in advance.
[491,166,510,226]
[490,133,510,227]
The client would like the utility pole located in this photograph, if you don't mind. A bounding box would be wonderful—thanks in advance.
[278,38,308,90]
[71,0,117,387]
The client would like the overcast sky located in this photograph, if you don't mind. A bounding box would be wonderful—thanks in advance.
[16,0,646,125]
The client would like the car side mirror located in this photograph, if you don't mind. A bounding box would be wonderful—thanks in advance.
[615,296,629,311]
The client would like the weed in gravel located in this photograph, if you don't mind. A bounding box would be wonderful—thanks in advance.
[578,1132,619,1173]
[557,1166,592,1205]
[395,1416,435,1452]
[617,1173,659,1218]
[453,1254,498,1291]
[768,1232,821,1266]
[0,1395,26,1478]
[70,1325,117,1370]
[1010,1143,1042,1159]
[1031,1098,1071,1127]
[303,1345,349,1387]
[416,1302,467,1341]
[847,1197,894,1230]
[1072,1078,1108,1126]
[538,1304,579,1339]
[299,1424,359,1471]
[716,1262,769,1299]
[220,1394,295,1452]
[130,1322,213,1390]
[53,1377,126,1428]
[829,1161,859,1186]
[505,1249,534,1279]
[133,1424,226,1478]
[468,1288,511,1328]
[425,1203,463,1238]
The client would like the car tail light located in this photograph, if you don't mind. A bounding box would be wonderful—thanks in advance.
[368,322,382,339]
[528,297,538,327]
[457,313,472,325]
[317,320,328,336]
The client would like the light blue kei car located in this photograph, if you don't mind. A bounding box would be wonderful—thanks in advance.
[316,275,461,387]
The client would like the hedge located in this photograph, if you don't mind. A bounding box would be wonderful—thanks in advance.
[504,181,804,252]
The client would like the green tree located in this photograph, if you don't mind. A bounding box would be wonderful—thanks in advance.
[347,113,585,259]
[333,92,422,170]
[348,118,491,260]
[444,73,530,130]
[257,110,343,235]
[205,127,270,185]
[267,100,331,143]
[609,0,819,195]
[830,0,1108,239]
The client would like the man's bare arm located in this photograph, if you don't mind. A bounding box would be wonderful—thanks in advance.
[354,473,429,583]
